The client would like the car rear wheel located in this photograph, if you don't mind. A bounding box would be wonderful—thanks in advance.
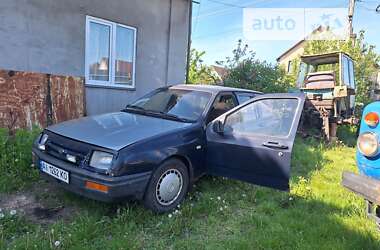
[143,158,189,213]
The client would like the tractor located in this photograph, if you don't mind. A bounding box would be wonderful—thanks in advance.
[296,52,357,141]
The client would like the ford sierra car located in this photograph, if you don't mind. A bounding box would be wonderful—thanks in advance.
[32,85,305,213]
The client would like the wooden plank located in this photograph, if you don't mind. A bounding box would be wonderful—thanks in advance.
[0,70,47,129]
[342,171,380,204]
[0,69,85,130]
[50,75,85,123]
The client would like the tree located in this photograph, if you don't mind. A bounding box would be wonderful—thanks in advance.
[303,31,380,105]
[188,49,218,84]
[217,40,292,93]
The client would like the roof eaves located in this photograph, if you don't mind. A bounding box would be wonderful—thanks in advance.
[276,39,305,62]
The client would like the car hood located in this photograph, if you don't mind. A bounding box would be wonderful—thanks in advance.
[46,112,191,151]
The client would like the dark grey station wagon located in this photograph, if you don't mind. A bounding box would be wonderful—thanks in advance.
[32,85,305,213]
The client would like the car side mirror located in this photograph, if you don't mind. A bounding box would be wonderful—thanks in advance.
[212,120,224,134]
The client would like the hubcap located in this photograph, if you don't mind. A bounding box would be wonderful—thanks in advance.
[156,169,183,206]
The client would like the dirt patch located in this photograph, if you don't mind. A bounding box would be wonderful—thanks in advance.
[0,182,78,225]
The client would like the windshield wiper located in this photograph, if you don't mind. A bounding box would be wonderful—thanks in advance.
[152,111,194,123]
[124,104,146,111]
[122,105,152,115]
[122,105,194,123]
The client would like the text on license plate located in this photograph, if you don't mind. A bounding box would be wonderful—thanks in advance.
[40,161,69,184]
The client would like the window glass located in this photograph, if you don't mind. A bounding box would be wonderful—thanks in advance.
[206,94,237,124]
[296,62,307,88]
[348,59,355,88]
[214,95,236,110]
[115,26,135,85]
[131,89,211,121]
[236,93,255,104]
[86,17,136,87]
[88,22,110,81]
[342,55,350,86]
[287,60,293,74]
[225,99,299,137]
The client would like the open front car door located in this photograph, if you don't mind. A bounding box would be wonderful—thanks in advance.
[206,93,305,191]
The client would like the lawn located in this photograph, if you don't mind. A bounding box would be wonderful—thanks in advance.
[0,128,380,249]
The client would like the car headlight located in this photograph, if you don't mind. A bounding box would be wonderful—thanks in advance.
[38,133,49,151]
[89,151,114,170]
[357,132,379,157]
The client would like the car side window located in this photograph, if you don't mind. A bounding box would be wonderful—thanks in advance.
[235,92,256,104]
[224,98,299,137]
[206,93,238,124]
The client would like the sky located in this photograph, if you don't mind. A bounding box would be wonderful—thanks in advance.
[191,0,380,65]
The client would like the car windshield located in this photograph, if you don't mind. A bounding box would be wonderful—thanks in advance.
[126,88,212,122]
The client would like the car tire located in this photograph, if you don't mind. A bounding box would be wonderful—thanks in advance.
[143,158,189,213]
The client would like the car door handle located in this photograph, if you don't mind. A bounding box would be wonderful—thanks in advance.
[262,141,289,150]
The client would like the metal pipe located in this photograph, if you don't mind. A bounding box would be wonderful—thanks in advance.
[185,0,194,84]
[165,0,173,86]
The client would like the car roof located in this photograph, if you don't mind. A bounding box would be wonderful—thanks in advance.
[301,51,353,65]
[170,84,262,95]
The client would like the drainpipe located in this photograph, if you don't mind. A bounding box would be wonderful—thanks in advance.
[165,0,173,86]
[185,1,200,84]
[185,0,193,84]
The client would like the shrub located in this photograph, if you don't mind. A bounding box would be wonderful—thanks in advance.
[188,49,219,84]
[217,40,293,93]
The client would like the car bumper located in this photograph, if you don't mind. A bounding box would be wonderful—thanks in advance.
[32,147,151,202]
[342,171,380,204]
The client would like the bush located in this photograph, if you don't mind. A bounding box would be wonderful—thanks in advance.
[217,40,293,93]
[188,49,219,84]
[0,127,41,192]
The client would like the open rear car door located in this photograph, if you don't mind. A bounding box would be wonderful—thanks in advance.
[206,93,305,191]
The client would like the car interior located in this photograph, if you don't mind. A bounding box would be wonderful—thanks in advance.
[206,93,238,124]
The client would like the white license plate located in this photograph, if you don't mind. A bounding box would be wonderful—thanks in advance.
[40,161,69,184]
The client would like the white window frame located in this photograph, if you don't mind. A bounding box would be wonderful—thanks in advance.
[85,16,137,89]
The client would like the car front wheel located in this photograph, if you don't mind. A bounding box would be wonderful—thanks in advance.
[143,158,189,213]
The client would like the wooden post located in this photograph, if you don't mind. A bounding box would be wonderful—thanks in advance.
[46,74,53,126]
[348,0,356,40]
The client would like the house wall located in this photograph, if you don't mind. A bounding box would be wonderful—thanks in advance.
[0,0,190,115]
[370,71,380,89]
[277,28,329,72]
[277,42,305,71]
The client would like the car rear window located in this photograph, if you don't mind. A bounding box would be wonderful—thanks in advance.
[235,92,256,104]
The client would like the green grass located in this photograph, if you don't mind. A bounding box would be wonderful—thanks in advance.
[0,128,41,193]
[1,130,380,249]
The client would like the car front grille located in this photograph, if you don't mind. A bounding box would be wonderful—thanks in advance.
[44,131,92,167]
